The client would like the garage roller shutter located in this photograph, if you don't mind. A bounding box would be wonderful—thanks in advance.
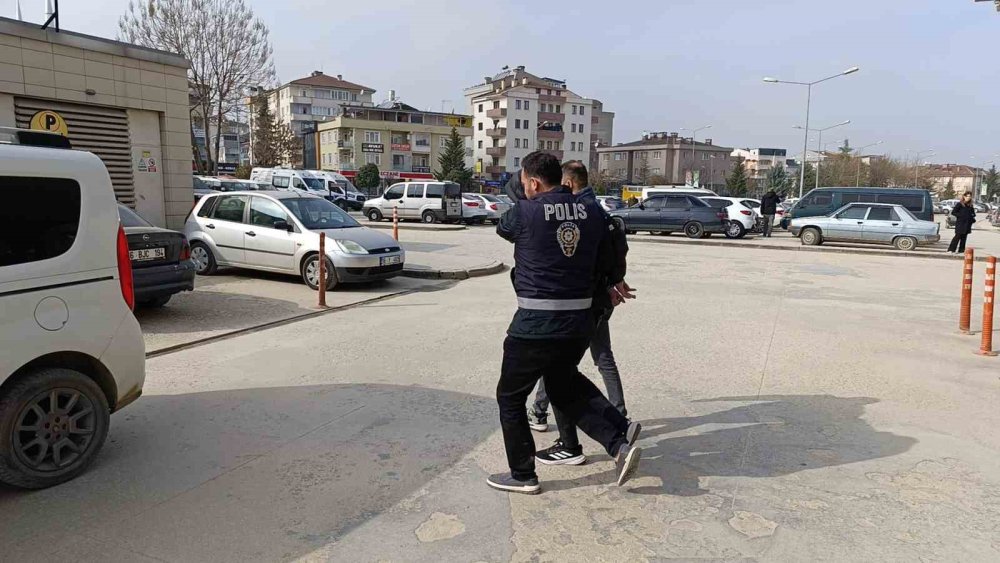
[14,98,136,207]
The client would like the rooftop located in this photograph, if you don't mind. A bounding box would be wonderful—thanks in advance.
[287,71,373,92]
[598,133,731,151]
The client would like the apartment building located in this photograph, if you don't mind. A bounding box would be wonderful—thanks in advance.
[266,71,375,137]
[589,98,615,173]
[315,99,472,182]
[464,66,606,179]
[924,164,984,197]
[597,132,733,188]
[731,147,787,189]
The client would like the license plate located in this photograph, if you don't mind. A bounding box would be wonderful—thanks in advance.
[380,255,401,266]
[129,248,165,261]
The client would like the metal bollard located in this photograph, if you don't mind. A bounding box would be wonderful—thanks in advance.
[978,256,997,356]
[960,248,975,334]
[318,232,327,308]
[392,205,399,241]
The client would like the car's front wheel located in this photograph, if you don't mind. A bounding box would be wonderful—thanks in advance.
[366,208,383,222]
[301,254,338,291]
[800,227,823,246]
[893,236,917,251]
[190,241,217,275]
[0,368,110,489]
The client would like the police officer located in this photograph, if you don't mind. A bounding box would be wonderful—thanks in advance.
[487,152,642,495]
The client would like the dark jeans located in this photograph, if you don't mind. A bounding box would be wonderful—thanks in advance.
[762,214,774,237]
[948,233,969,253]
[498,336,629,481]
[532,310,626,449]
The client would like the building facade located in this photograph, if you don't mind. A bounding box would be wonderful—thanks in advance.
[597,132,733,189]
[589,98,615,173]
[265,71,375,138]
[464,66,605,180]
[731,148,787,190]
[0,17,192,228]
[924,164,984,197]
[316,100,472,183]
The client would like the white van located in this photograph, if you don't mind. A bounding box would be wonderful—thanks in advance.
[0,129,145,489]
[364,181,478,224]
[309,170,367,211]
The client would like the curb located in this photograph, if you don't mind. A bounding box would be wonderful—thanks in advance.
[402,260,507,280]
[629,235,998,262]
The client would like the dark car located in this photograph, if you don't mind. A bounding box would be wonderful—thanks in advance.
[118,205,196,307]
[782,187,934,229]
[609,194,727,238]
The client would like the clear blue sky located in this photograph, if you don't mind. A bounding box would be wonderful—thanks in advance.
[22,0,1000,164]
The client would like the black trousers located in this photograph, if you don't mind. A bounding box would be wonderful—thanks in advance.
[948,233,969,253]
[497,336,629,481]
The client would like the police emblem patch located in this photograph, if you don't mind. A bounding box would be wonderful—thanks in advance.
[556,221,581,257]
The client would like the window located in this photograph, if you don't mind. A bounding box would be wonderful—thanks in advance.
[701,153,710,161]
[441,137,449,149]
[546,141,553,149]
[272,176,290,189]
[515,138,521,148]
[365,153,381,165]
[493,101,500,109]
[250,197,289,228]
[478,140,483,149]
[614,153,623,161]
[555,105,561,113]
[0,177,80,267]
[652,168,661,175]
[876,194,924,212]
[665,196,690,209]
[603,154,609,161]
[547,89,552,95]
[524,101,529,111]
[643,197,665,209]
[393,154,406,167]
[578,124,584,134]
[703,198,727,209]
[425,184,443,199]
[579,106,585,116]
[555,142,560,150]
[687,196,709,207]
[478,122,483,131]
[384,185,405,200]
[523,138,528,147]
[364,131,381,143]
[570,142,576,151]
[516,100,522,110]
[572,105,577,115]
[867,207,900,221]
[838,205,869,219]
[571,124,577,133]
[538,141,544,150]
[524,120,529,129]
[842,193,877,204]
[535,88,540,94]
[515,119,521,129]
[652,151,661,159]
[514,157,520,166]
[212,195,248,222]
[478,104,483,113]
[406,184,424,198]
[804,193,833,206]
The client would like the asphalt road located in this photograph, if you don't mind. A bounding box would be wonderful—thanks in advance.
[2,240,1000,562]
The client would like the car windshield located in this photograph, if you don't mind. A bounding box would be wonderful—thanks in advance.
[302,177,325,190]
[283,197,360,229]
[118,205,151,228]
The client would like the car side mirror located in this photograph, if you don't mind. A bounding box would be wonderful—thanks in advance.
[274,220,292,232]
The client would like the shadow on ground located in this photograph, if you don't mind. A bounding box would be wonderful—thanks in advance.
[0,384,498,562]
[545,394,917,496]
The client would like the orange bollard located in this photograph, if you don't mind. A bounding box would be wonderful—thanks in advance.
[978,256,997,356]
[960,248,975,334]
[318,232,327,308]
[392,205,399,241]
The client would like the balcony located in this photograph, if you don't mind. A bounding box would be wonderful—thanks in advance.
[486,146,506,157]
[538,94,566,104]
[486,127,507,138]
[537,111,565,124]
[337,140,353,151]
[538,128,564,140]
[412,141,432,153]
[539,149,564,161]
[412,165,431,174]
[485,165,507,175]
[486,108,507,119]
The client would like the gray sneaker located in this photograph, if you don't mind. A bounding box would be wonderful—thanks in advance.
[527,409,548,432]
[615,444,642,487]
[487,472,541,495]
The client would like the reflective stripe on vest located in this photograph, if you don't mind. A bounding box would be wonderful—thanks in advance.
[516,297,593,311]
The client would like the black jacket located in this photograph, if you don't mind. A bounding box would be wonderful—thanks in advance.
[952,202,977,235]
[576,187,627,312]
[760,192,781,215]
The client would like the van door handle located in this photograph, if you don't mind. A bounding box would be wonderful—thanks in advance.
[891,223,899,226]
[246,231,256,237]
[857,222,863,225]
[206,224,215,229]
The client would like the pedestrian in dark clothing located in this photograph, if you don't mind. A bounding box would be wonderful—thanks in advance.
[760,190,781,238]
[488,152,642,495]
[948,192,977,254]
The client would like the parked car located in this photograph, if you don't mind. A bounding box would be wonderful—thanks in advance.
[463,193,510,224]
[700,196,756,238]
[0,128,145,489]
[789,202,940,250]
[496,194,515,207]
[609,193,727,238]
[742,198,786,227]
[118,205,195,308]
[363,181,473,224]
[782,187,935,229]
[185,191,404,289]
[596,196,624,212]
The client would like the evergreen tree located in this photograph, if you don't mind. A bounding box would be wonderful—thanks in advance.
[802,162,817,191]
[251,93,297,167]
[766,165,788,192]
[940,178,956,200]
[356,163,381,190]
[984,164,1000,200]
[435,127,473,189]
[725,158,749,196]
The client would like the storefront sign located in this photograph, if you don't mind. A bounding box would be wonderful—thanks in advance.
[29,110,68,136]
[391,143,411,152]
[411,166,431,174]
[379,171,401,179]
[362,143,383,153]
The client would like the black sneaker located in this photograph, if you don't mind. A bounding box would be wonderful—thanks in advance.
[527,409,548,432]
[615,444,642,487]
[487,472,541,495]
[535,440,586,465]
[626,420,641,448]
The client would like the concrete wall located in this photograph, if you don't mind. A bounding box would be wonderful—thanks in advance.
[0,18,191,228]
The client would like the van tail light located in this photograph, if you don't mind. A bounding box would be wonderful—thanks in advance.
[180,238,191,261]
[464,201,480,207]
[116,224,135,311]
[740,209,752,216]
[490,203,498,211]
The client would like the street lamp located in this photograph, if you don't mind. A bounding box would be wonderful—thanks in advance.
[764,66,860,197]
[853,140,883,186]
[680,125,712,185]
[795,120,850,190]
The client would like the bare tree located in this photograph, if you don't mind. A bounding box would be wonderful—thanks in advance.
[119,0,275,175]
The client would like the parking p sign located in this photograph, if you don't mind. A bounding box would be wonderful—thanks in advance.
[29,110,68,137]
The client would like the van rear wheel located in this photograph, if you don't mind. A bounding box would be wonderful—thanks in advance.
[421,211,437,224]
[0,368,110,489]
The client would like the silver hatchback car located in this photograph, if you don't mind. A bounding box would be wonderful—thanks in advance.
[185,191,405,290]
[790,202,940,251]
